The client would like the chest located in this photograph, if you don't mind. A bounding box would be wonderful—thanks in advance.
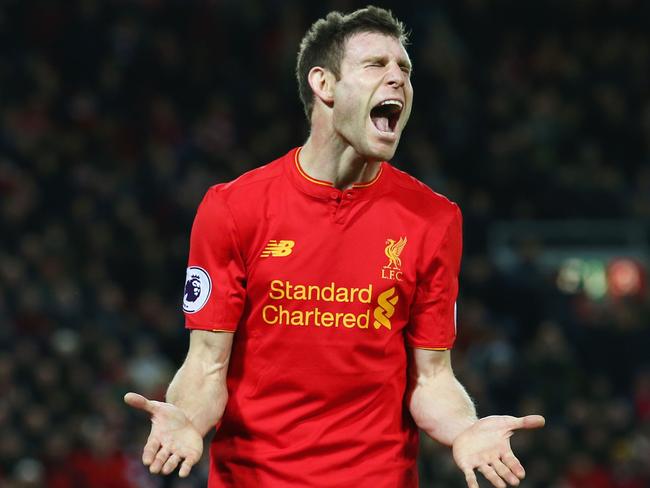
[246,192,424,294]
[236,191,433,342]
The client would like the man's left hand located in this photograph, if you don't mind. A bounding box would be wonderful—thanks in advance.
[452,415,545,488]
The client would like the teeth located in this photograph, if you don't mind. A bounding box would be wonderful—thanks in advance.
[379,100,403,109]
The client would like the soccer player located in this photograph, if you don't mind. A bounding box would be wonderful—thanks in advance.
[125,6,544,488]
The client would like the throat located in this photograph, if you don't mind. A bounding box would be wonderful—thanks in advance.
[297,143,381,190]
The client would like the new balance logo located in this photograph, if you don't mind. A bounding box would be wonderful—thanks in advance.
[261,240,295,257]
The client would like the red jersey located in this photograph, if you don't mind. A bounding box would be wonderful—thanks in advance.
[183,147,462,487]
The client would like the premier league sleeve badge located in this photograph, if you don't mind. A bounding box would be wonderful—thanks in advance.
[182,266,212,313]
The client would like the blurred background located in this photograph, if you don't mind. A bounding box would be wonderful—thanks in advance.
[1,0,649,486]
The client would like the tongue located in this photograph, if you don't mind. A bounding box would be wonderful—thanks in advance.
[372,116,391,133]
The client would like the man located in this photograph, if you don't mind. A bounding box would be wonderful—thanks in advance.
[125,6,544,488]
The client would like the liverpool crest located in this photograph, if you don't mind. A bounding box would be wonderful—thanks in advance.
[382,237,407,281]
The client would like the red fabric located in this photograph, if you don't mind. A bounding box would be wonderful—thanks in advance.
[69,450,134,488]
[184,147,461,488]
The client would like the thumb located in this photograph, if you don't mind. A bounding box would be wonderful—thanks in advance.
[124,392,155,414]
[514,414,545,430]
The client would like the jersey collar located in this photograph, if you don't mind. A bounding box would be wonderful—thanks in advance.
[286,146,386,200]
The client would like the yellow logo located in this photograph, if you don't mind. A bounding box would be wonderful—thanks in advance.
[382,236,407,281]
[261,240,295,257]
[373,287,399,330]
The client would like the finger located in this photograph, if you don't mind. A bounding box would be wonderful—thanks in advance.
[477,464,506,488]
[149,447,171,474]
[462,468,480,488]
[491,459,520,486]
[514,415,545,430]
[161,453,182,475]
[124,392,155,414]
[502,451,526,479]
[142,435,161,465]
[178,456,198,478]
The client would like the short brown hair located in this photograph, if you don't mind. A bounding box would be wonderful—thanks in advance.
[296,6,409,119]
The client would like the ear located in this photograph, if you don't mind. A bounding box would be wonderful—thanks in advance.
[307,66,336,108]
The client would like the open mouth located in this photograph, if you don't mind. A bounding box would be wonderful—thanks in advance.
[370,99,403,134]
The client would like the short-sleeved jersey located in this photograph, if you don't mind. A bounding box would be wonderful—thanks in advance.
[183,147,462,488]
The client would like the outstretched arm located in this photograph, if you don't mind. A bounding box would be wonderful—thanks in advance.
[124,329,233,477]
[407,348,545,488]
[165,329,233,435]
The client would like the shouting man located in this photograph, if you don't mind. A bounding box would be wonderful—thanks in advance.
[125,6,544,488]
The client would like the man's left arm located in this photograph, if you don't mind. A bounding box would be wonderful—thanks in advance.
[407,347,545,488]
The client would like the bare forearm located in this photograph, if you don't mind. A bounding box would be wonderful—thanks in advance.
[409,373,477,445]
[166,358,228,436]
[409,365,477,446]
[165,330,233,437]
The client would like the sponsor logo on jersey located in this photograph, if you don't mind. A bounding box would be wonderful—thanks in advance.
[261,279,399,331]
[373,287,398,330]
[183,266,211,313]
[261,240,295,257]
[381,236,407,281]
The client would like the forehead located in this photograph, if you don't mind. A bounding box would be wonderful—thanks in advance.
[342,31,411,66]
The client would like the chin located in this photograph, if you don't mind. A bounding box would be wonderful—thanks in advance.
[367,138,399,162]
[361,124,402,162]
[375,147,397,162]
[347,124,402,162]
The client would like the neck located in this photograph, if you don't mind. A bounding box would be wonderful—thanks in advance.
[299,120,381,190]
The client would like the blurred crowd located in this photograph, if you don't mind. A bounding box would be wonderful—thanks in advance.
[1,0,649,487]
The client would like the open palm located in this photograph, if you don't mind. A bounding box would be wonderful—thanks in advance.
[453,415,545,488]
[124,392,203,477]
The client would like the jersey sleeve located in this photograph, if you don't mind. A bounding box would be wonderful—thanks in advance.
[182,187,246,332]
[406,205,462,350]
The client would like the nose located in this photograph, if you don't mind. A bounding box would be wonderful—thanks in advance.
[385,62,406,88]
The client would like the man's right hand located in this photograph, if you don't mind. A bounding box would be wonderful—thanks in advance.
[124,392,204,477]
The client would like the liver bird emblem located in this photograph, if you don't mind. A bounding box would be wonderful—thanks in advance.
[384,237,407,270]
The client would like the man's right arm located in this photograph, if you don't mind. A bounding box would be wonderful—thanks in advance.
[124,329,233,477]
[167,329,233,435]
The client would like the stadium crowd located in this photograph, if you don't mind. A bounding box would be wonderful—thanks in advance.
[1,0,649,486]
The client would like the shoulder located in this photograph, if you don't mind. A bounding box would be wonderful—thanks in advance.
[384,163,460,221]
[214,155,285,195]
